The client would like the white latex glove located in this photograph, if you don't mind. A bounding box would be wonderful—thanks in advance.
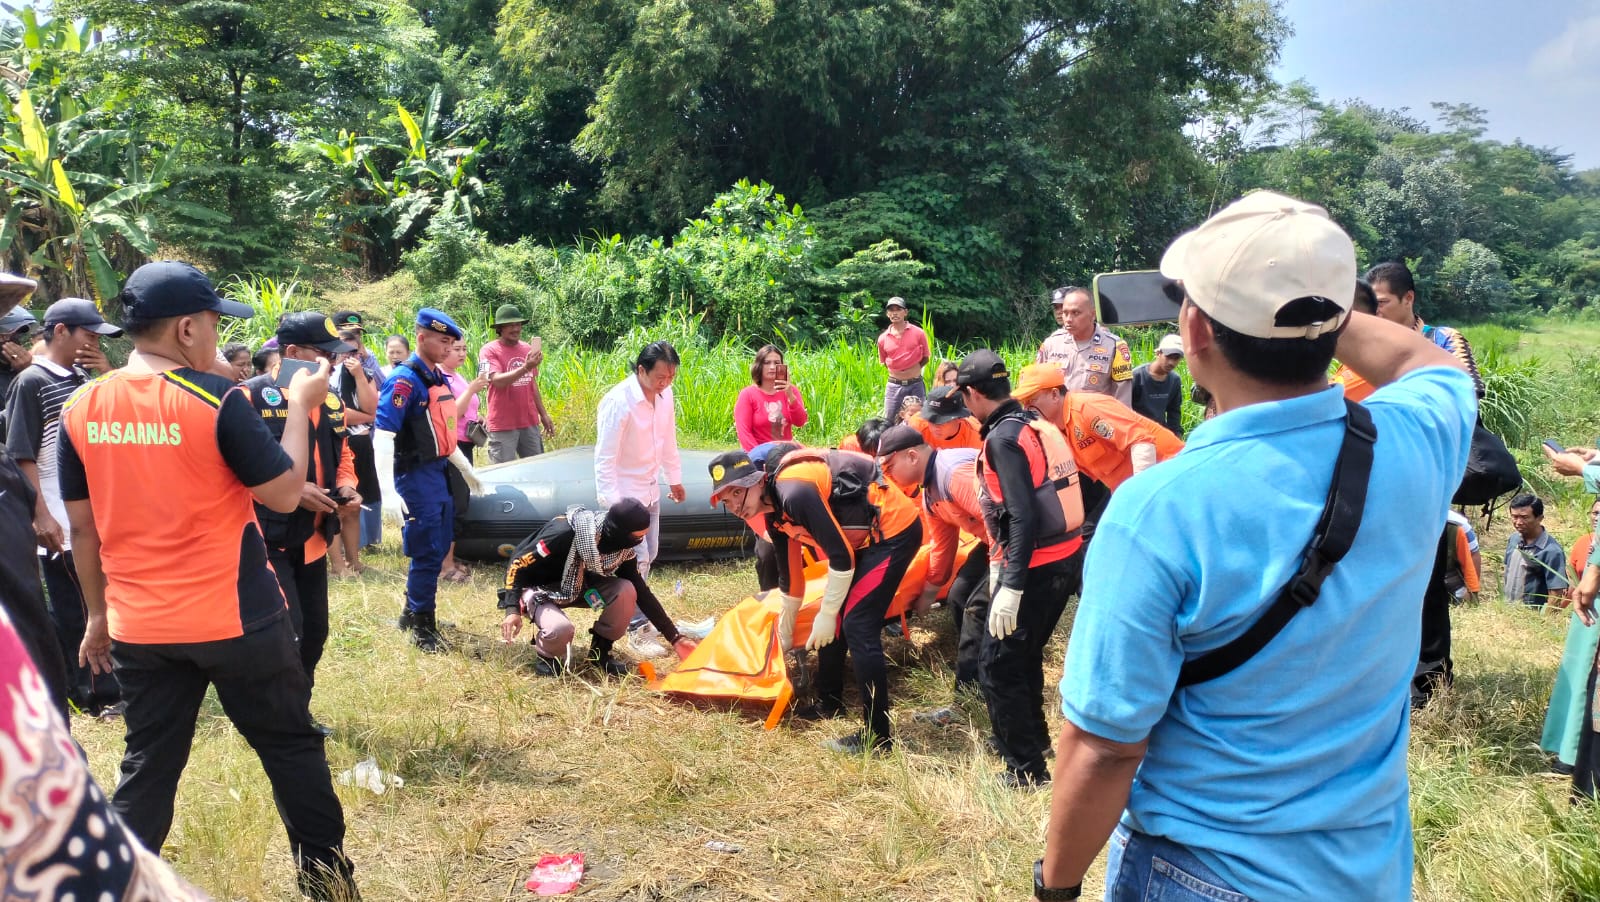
[372,429,407,517]
[806,568,853,651]
[777,593,803,650]
[989,561,1002,595]
[988,586,1022,640]
[1131,441,1158,475]
[914,583,940,616]
[448,447,484,495]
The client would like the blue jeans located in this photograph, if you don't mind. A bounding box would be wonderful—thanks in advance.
[1105,825,1252,902]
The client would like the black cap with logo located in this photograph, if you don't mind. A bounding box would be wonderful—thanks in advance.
[707,450,766,507]
[331,310,365,331]
[921,385,970,424]
[875,424,927,457]
[277,312,357,355]
[955,349,1009,388]
[121,261,254,321]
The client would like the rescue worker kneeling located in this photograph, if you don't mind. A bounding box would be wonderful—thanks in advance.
[498,499,696,675]
[710,446,923,754]
[957,350,1087,788]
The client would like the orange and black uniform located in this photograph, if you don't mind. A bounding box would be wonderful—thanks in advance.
[921,447,991,689]
[240,374,357,685]
[910,414,983,451]
[977,398,1086,783]
[766,449,922,741]
[56,367,352,890]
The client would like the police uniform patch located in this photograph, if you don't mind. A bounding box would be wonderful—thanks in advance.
[391,380,412,408]
[326,392,342,409]
[261,386,283,406]
[1088,374,1101,385]
[1110,342,1133,381]
[1092,418,1114,440]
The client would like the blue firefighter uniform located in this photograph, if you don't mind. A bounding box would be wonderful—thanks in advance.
[376,309,461,644]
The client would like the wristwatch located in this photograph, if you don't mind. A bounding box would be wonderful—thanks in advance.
[1034,859,1082,901]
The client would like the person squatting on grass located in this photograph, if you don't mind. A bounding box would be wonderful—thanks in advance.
[498,499,697,675]
[58,261,359,900]
[709,444,922,754]
[1035,192,1475,902]
[956,350,1087,789]
[375,307,485,653]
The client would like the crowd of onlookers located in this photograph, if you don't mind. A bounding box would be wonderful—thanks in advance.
[4,189,1600,902]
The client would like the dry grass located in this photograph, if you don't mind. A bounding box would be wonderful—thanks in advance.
[69,456,1600,900]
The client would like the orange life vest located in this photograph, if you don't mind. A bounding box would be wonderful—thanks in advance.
[766,448,919,551]
[977,414,1085,564]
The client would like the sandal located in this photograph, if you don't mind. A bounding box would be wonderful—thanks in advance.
[443,567,471,583]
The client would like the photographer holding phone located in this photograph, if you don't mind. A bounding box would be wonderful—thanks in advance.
[238,312,360,698]
[734,344,807,450]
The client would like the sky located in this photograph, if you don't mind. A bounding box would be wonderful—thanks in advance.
[1274,0,1600,169]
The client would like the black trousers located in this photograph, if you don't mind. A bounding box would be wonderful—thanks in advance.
[268,546,330,687]
[754,537,780,592]
[1412,530,1454,709]
[981,550,1083,780]
[41,550,121,711]
[947,542,991,690]
[0,457,68,721]
[110,612,353,895]
[815,522,923,743]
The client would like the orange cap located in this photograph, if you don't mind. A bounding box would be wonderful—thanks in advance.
[1012,362,1065,403]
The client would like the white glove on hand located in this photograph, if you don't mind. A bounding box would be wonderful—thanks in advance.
[777,594,803,650]
[448,447,485,495]
[1130,441,1158,475]
[807,568,853,651]
[988,586,1022,640]
[914,583,940,616]
[989,562,1003,596]
[372,429,407,517]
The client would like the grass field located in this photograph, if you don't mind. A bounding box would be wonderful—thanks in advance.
[66,308,1600,900]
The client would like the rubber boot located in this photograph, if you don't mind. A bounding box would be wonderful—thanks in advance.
[410,609,445,653]
[396,599,415,631]
[586,633,630,676]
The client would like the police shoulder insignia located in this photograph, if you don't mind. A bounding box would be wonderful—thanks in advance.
[261,386,283,406]
[1110,343,1132,380]
[1092,418,1114,439]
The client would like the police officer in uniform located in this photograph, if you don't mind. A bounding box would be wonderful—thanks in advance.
[1035,286,1133,407]
[375,308,482,652]
[240,312,358,694]
[956,350,1086,788]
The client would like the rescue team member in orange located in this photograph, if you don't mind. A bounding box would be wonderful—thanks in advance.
[878,423,991,692]
[908,384,982,451]
[957,350,1087,788]
[59,261,357,900]
[710,446,923,754]
[375,307,482,652]
[1012,362,1182,528]
[239,312,358,702]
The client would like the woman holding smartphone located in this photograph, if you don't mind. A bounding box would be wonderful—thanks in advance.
[734,344,808,451]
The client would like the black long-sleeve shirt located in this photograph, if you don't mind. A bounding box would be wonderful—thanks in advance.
[979,400,1046,591]
[497,517,679,642]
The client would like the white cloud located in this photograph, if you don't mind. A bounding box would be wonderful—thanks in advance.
[1529,11,1600,83]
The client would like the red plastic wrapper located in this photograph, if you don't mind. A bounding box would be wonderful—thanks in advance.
[526,853,585,896]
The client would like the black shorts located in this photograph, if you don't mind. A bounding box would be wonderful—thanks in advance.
[445,463,469,537]
[347,432,381,507]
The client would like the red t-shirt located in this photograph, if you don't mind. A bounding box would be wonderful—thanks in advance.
[877,324,930,373]
[479,339,539,432]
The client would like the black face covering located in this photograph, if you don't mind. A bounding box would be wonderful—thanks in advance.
[598,498,651,553]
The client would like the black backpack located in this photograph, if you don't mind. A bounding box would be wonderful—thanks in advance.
[1452,419,1521,507]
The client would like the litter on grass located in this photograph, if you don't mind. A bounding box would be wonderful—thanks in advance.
[526,853,585,895]
[336,758,404,795]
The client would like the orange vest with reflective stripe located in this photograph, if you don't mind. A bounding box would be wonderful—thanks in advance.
[978,415,1085,566]
[767,449,920,551]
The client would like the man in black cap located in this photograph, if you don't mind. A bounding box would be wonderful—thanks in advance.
[6,298,124,717]
[0,274,41,432]
[238,312,359,700]
[910,384,982,450]
[956,349,1086,788]
[58,261,356,899]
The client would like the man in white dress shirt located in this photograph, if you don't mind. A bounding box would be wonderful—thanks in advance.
[595,341,686,653]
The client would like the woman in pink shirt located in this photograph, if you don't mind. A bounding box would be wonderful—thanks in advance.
[734,344,808,450]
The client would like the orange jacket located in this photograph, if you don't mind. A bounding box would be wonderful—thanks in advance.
[1056,392,1183,489]
[910,415,983,451]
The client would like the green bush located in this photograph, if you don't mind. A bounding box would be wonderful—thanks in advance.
[403,216,488,288]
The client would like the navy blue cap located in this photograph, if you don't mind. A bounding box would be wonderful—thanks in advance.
[0,304,38,336]
[121,261,254,321]
[43,298,122,336]
[416,307,462,339]
[277,312,356,355]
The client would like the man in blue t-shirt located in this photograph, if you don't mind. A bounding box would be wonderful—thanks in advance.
[1034,192,1476,902]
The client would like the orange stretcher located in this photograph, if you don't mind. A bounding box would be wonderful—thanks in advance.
[645,536,978,729]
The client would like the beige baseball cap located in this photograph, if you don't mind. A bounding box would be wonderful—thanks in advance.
[1159,191,1355,340]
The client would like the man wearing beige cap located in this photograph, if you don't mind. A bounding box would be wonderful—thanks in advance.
[1036,192,1477,902]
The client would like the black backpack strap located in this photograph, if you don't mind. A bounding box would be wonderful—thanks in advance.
[1176,400,1377,688]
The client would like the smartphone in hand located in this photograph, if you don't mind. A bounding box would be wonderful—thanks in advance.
[275,357,319,389]
[1544,439,1567,454]
[775,363,789,384]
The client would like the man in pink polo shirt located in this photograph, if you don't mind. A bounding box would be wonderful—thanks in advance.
[876,296,930,422]
[479,304,555,463]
